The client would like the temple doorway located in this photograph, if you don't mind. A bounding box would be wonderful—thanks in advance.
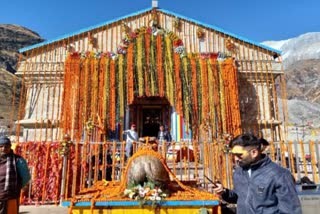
[142,108,161,137]
[129,97,171,138]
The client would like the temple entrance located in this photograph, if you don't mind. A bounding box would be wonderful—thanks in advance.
[142,108,161,137]
[129,97,171,138]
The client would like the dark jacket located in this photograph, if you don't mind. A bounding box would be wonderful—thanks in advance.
[157,130,171,142]
[222,155,302,214]
[0,152,27,200]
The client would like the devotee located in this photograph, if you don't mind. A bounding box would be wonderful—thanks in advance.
[0,136,31,214]
[157,124,171,143]
[123,124,138,159]
[213,133,302,214]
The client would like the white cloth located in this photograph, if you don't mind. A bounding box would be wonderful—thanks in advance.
[124,129,138,143]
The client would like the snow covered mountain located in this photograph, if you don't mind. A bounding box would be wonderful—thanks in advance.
[263,32,320,139]
[263,32,320,67]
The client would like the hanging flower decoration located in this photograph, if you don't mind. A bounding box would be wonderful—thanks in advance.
[221,133,233,153]
[121,22,130,34]
[200,52,219,60]
[225,37,237,53]
[106,51,118,60]
[94,51,103,58]
[58,134,72,156]
[173,38,186,57]
[65,44,75,53]
[197,27,205,39]
[174,46,186,58]
[117,46,127,55]
[85,118,95,136]
[149,9,159,27]
[174,17,181,31]
[147,26,153,34]
[173,39,183,47]
[88,32,97,47]
[69,52,80,58]
[68,26,188,61]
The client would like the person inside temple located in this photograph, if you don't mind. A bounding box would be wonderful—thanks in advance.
[157,124,171,144]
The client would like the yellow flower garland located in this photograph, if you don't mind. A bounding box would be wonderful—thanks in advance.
[136,36,144,96]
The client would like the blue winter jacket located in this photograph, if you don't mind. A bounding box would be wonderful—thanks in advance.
[221,155,302,214]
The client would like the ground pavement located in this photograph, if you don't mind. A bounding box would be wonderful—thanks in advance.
[20,205,68,214]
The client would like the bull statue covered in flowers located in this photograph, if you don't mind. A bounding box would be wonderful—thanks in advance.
[126,140,170,190]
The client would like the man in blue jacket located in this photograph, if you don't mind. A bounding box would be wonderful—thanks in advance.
[213,134,302,214]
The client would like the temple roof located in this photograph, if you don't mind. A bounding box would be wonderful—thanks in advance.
[19,7,281,54]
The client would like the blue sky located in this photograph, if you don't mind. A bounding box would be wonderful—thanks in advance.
[1,0,319,42]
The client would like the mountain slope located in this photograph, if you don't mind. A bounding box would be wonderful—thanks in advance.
[263,32,320,66]
[263,32,320,139]
[0,24,44,73]
[0,24,44,131]
[263,32,320,105]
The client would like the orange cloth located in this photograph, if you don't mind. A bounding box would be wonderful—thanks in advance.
[7,198,18,214]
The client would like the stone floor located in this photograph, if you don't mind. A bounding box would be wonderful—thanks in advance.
[19,205,68,214]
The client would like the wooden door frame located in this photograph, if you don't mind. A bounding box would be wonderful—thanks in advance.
[128,96,171,138]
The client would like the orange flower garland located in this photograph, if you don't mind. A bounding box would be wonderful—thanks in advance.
[157,35,164,97]
[221,59,241,136]
[110,60,116,131]
[60,26,242,150]
[200,59,209,122]
[127,44,134,104]
[174,53,183,115]
[144,33,151,96]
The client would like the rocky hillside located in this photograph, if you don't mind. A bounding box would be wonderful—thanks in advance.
[0,24,43,73]
[285,59,320,103]
[263,32,320,140]
[263,32,320,105]
[0,68,21,125]
[0,24,44,132]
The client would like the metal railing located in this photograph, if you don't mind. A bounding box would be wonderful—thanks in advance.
[14,140,320,205]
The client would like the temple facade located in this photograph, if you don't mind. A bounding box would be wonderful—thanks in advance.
[16,5,286,143]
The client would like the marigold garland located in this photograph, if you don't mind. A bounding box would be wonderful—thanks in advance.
[190,56,199,137]
[103,58,110,133]
[127,44,134,104]
[144,33,151,96]
[218,62,226,134]
[200,59,209,123]
[156,35,164,97]
[174,53,183,115]
[61,25,241,144]
[118,55,125,120]
[110,60,116,131]
[164,36,175,105]
[136,36,144,96]
[181,57,191,134]
[207,60,216,139]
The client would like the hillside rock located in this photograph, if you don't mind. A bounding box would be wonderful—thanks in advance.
[0,25,43,132]
[263,33,320,103]
[0,24,44,73]
[263,32,320,66]
[285,60,320,104]
[263,32,320,138]
[0,68,22,131]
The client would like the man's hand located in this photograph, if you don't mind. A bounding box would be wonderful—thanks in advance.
[212,182,225,195]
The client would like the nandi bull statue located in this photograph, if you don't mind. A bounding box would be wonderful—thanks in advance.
[126,137,170,189]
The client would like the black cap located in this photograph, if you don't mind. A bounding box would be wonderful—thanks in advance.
[0,136,11,145]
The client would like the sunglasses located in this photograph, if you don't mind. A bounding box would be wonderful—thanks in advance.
[231,147,256,157]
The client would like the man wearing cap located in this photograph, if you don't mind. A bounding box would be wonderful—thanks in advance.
[213,133,301,214]
[0,136,31,214]
[123,124,138,159]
